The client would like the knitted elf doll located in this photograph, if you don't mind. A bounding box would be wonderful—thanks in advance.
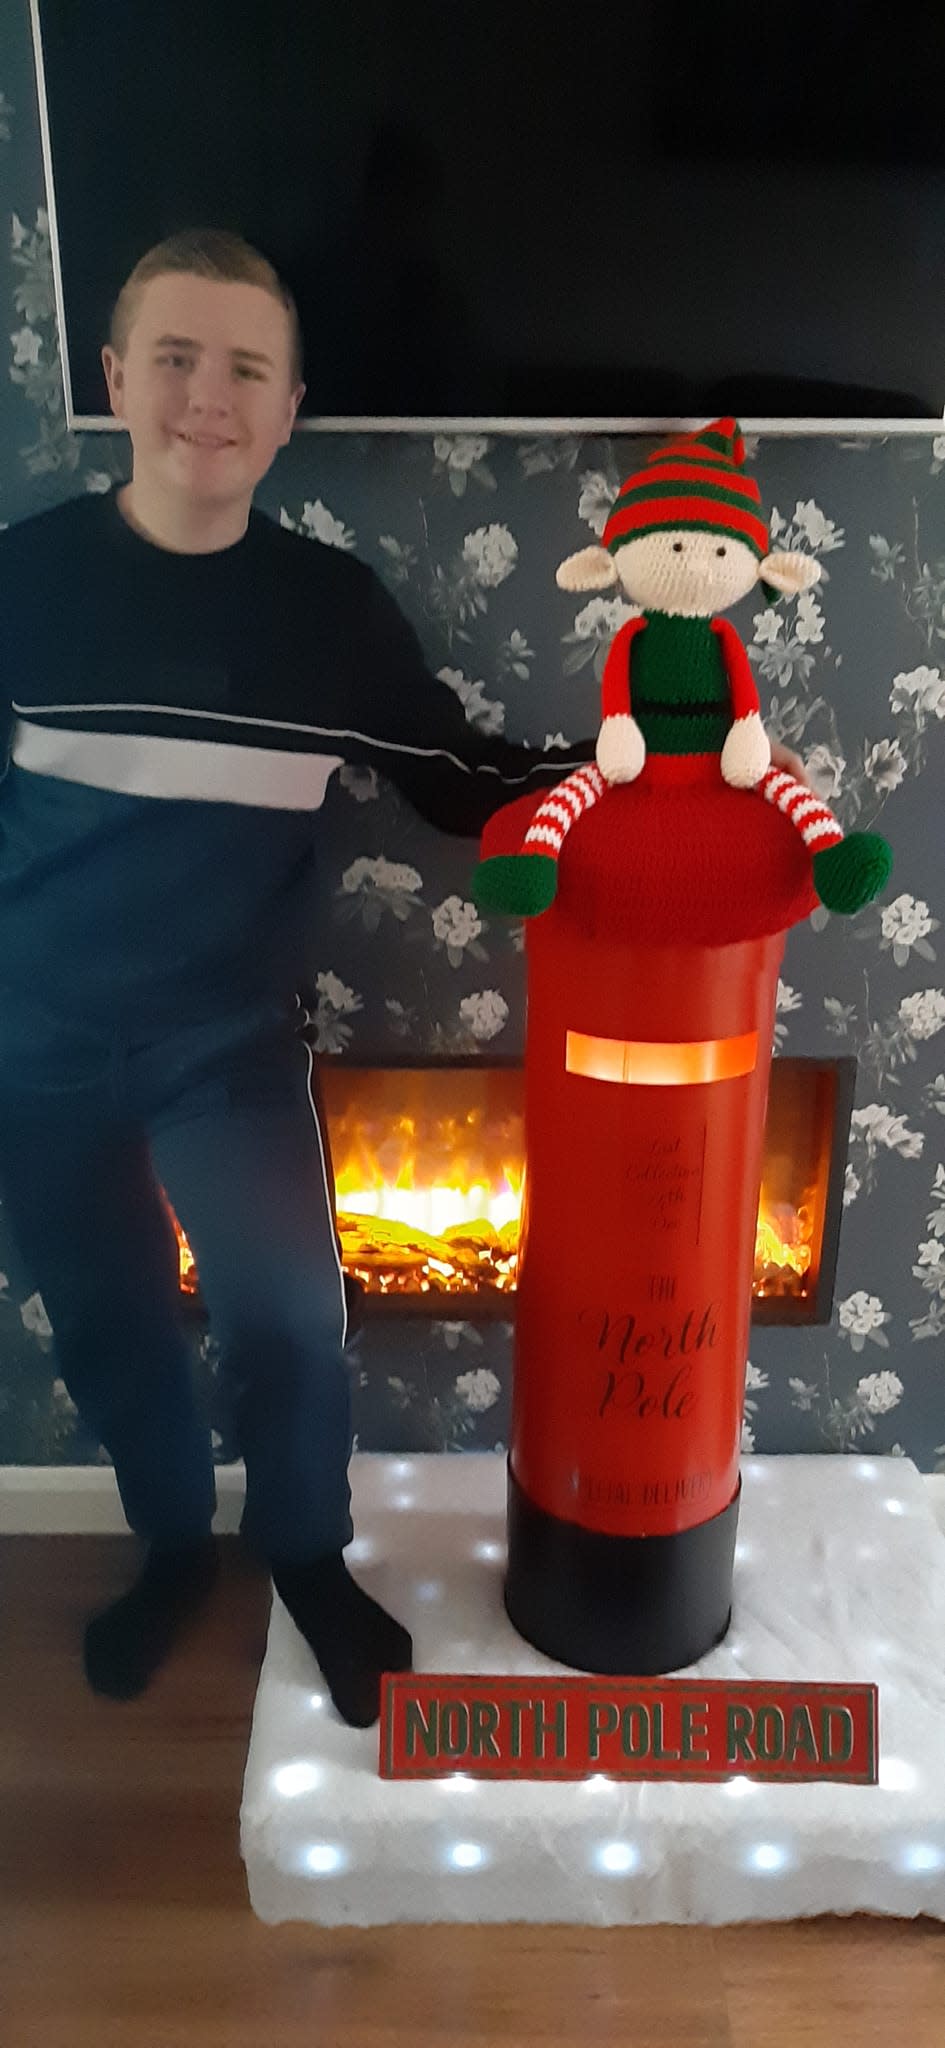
[473,419,891,920]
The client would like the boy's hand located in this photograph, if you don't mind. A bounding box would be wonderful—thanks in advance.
[769,739,811,789]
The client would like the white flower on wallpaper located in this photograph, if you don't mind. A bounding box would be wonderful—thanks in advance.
[51,1377,78,1421]
[563,595,641,680]
[740,1419,756,1452]
[384,997,419,1040]
[462,524,518,588]
[838,1290,890,1351]
[750,499,844,701]
[771,499,845,555]
[385,1352,505,1447]
[855,1370,904,1415]
[430,895,487,966]
[898,989,945,1041]
[377,534,418,587]
[336,855,424,933]
[428,525,520,641]
[851,1103,924,1156]
[846,1102,924,1199]
[751,610,819,691]
[742,1361,769,1440]
[458,990,509,1041]
[823,996,858,1036]
[843,1164,861,1206]
[865,737,907,792]
[794,591,825,645]
[869,534,906,583]
[803,744,846,801]
[909,1163,945,1341]
[433,435,496,495]
[879,893,939,966]
[11,325,42,369]
[441,1322,484,1352]
[832,976,945,1090]
[787,1342,903,1450]
[280,500,356,550]
[20,1292,52,1344]
[339,764,380,803]
[572,596,638,640]
[773,979,802,1049]
[310,970,362,1054]
[577,468,620,538]
[497,629,534,682]
[753,609,783,646]
[516,435,582,478]
[890,666,945,723]
[437,666,506,736]
[455,1368,501,1412]
[9,205,77,479]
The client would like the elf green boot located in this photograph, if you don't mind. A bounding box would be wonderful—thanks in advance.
[472,853,558,918]
[812,831,892,914]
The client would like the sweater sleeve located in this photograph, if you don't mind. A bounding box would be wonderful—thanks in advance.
[341,561,594,836]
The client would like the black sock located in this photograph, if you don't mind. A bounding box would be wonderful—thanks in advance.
[83,1538,219,1700]
[271,1553,413,1729]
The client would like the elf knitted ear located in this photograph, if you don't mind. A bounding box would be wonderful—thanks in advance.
[759,550,822,598]
[556,546,618,592]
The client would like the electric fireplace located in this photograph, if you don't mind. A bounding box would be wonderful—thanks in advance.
[172,1056,855,1327]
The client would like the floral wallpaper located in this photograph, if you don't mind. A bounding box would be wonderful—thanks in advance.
[0,11,943,1473]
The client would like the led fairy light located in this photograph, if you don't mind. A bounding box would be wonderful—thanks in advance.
[448,1842,488,1870]
[596,1843,641,1874]
[272,1761,323,1798]
[303,1844,346,1875]
[746,1844,792,1873]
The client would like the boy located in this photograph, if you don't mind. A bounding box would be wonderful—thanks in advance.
[0,229,806,1726]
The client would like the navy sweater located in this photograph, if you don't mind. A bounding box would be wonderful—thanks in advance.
[0,487,589,1027]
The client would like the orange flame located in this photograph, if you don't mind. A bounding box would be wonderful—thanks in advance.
[171,1168,815,1302]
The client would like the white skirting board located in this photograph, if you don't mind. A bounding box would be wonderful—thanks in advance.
[239,1453,945,1927]
[1,1457,943,1536]
[0,1460,249,1533]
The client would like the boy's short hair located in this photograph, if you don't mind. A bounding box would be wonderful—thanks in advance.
[109,228,304,387]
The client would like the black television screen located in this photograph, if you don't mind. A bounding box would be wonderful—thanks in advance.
[33,0,945,423]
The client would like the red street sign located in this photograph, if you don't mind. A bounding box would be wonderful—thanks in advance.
[379,1675,878,1784]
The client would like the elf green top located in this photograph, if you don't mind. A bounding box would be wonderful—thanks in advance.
[473,418,892,925]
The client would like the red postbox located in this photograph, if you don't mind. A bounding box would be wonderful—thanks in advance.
[480,750,820,1673]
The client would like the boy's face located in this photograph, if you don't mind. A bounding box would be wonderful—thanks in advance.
[101,272,305,505]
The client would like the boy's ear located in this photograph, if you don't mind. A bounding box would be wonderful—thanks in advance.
[278,382,306,445]
[100,344,126,420]
[556,546,618,591]
[759,549,822,597]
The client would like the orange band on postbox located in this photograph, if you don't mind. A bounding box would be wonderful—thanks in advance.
[566,1030,759,1087]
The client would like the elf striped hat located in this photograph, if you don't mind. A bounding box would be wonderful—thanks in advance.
[602,418,769,561]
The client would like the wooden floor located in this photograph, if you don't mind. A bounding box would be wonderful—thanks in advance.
[1,1537,943,2048]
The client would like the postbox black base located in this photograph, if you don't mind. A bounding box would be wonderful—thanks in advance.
[505,1464,741,1675]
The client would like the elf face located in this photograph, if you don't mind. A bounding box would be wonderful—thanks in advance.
[611,529,760,619]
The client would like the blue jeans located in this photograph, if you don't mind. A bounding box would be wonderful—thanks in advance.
[0,994,352,1560]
